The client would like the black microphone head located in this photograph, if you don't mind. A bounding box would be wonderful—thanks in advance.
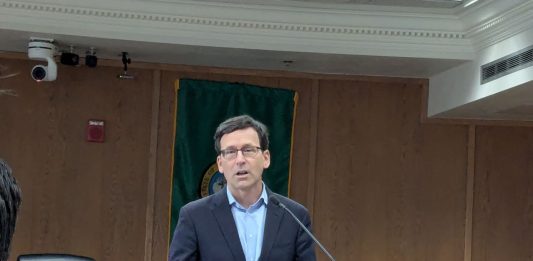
[269,195,281,206]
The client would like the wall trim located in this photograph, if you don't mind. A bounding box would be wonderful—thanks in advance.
[465,0,533,49]
[0,0,471,59]
[0,0,531,60]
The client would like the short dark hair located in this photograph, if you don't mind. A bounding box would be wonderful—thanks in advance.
[214,115,269,154]
[0,159,21,261]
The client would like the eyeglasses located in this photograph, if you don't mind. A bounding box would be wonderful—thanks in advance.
[220,146,262,160]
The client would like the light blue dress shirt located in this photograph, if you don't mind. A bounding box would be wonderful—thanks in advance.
[227,183,268,261]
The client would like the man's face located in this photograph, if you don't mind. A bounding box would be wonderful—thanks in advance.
[217,127,270,193]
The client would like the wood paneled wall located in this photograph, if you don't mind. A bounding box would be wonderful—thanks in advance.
[314,79,468,261]
[473,126,533,261]
[1,56,532,261]
[1,58,153,260]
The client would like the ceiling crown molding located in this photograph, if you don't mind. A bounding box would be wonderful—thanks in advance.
[1,0,531,59]
[464,0,533,50]
[0,0,473,59]
[1,0,465,39]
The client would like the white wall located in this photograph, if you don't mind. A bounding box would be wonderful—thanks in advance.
[428,27,533,117]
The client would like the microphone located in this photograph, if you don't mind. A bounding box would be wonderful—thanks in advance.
[269,195,336,261]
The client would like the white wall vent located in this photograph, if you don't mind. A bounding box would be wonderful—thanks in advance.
[481,45,533,84]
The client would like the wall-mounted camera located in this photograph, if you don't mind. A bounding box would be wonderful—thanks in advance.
[60,45,79,66]
[28,38,57,82]
[85,47,97,68]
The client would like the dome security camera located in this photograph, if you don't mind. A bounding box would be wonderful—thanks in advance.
[31,64,57,82]
[28,38,57,82]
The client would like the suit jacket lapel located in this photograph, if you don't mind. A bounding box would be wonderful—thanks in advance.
[259,191,284,261]
[211,188,246,261]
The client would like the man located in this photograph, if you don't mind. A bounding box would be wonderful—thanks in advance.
[169,115,316,261]
[0,159,22,261]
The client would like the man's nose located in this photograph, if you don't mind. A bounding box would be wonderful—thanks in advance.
[235,150,246,163]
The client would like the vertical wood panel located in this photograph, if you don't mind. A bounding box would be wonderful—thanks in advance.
[473,126,533,261]
[278,77,313,204]
[144,70,161,261]
[151,70,177,261]
[464,125,476,261]
[314,79,468,261]
[306,80,319,216]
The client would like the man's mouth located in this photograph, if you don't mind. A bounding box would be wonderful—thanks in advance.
[236,170,249,176]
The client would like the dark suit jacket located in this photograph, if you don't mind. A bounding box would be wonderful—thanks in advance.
[169,187,316,261]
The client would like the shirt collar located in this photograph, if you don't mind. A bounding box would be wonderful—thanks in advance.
[227,182,269,208]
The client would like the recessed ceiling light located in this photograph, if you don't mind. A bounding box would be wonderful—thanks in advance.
[464,0,479,7]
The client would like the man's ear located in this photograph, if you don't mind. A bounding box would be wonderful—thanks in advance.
[216,155,224,173]
[262,150,271,169]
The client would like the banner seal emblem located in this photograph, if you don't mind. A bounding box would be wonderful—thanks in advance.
[200,162,226,197]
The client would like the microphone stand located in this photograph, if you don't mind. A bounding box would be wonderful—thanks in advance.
[272,197,336,261]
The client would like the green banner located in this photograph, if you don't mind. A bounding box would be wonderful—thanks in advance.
[169,78,297,241]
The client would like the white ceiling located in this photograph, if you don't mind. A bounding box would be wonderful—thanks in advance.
[0,0,474,78]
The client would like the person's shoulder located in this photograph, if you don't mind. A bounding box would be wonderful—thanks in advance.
[181,189,224,213]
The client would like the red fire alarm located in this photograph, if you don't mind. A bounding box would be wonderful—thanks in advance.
[87,120,105,143]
